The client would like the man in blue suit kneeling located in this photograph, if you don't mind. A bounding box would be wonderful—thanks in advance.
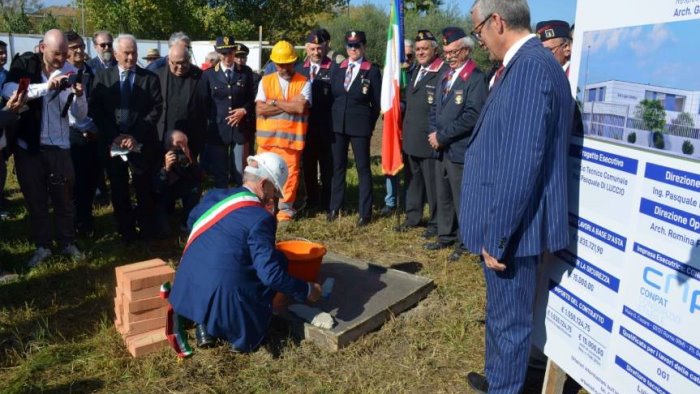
[169,152,322,353]
[462,0,575,392]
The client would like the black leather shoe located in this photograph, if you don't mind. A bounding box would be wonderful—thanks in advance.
[195,324,217,348]
[448,247,467,262]
[357,217,371,227]
[421,227,437,239]
[379,205,396,217]
[423,240,454,250]
[327,210,339,222]
[466,371,489,393]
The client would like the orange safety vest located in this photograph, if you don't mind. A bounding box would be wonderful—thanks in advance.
[256,73,309,151]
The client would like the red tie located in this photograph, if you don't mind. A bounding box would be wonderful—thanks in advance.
[494,64,505,82]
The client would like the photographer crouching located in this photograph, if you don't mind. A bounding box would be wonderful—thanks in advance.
[154,130,203,237]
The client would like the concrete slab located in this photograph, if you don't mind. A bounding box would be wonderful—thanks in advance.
[278,252,434,351]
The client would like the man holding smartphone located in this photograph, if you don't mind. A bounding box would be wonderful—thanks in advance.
[2,29,87,268]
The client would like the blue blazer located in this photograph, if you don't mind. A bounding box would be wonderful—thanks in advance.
[459,37,574,260]
[169,187,309,352]
[430,60,487,164]
[330,59,382,137]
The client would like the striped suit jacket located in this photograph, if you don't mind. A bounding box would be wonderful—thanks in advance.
[459,37,574,260]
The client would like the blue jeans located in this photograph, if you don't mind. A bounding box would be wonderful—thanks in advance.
[385,175,398,208]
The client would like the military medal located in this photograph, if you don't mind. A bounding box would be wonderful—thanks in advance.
[455,89,464,105]
[426,85,435,104]
[361,78,370,95]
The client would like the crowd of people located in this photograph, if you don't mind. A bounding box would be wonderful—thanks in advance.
[1,0,578,391]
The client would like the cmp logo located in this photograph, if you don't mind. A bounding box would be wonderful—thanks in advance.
[643,266,700,314]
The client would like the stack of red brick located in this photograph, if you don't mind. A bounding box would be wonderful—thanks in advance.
[114,259,174,357]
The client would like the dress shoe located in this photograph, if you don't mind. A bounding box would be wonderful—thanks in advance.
[378,205,396,217]
[421,227,437,239]
[466,371,489,393]
[357,217,371,227]
[326,210,340,222]
[195,324,217,348]
[448,247,467,262]
[423,240,454,250]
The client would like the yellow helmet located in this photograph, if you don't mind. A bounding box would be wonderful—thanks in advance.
[269,40,297,64]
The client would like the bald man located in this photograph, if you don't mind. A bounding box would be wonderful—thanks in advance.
[2,29,88,267]
[155,45,206,157]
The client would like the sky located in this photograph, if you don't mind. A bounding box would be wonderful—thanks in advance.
[42,0,578,25]
[365,0,578,25]
[579,20,700,91]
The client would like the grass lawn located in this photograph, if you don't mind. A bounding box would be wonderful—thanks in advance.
[0,138,583,392]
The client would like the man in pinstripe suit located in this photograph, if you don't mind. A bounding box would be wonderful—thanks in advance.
[462,1,574,392]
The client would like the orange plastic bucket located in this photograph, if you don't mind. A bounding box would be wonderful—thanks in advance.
[276,240,327,282]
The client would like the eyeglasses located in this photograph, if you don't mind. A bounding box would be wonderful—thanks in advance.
[98,42,112,48]
[68,44,86,51]
[547,41,567,54]
[443,47,465,57]
[346,43,362,49]
[470,13,494,41]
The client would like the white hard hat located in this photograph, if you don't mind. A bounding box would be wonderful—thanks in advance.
[245,152,288,199]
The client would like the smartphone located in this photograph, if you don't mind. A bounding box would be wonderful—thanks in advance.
[17,77,30,94]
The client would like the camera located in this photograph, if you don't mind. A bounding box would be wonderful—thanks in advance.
[173,148,190,168]
[58,69,84,90]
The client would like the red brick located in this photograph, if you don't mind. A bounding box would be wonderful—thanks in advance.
[122,265,174,293]
[124,306,168,325]
[124,296,168,313]
[125,329,169,358]
[115,259,165,286]
[122,285,163,302]
[123,315,167,336]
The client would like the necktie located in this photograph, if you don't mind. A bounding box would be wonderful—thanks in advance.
[494,64,505,83]
[442,69,454,101]
[120,70,132,132]
[414,68,427,87]
[225,69,232,84]
[310,65,318,82]
[344,63,355,91]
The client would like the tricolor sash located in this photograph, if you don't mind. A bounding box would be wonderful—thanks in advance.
[184,190,262,251]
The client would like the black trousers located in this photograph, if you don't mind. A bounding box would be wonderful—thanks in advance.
[71,139,101,231]
[405,154,437,229]
[105,154,157,241]
[14,146,75,248]
[303,129,333,211]
[435,157,463,244]
[330,133,372,219]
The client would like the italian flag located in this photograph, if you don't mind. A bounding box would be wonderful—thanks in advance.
[380,0,405,176]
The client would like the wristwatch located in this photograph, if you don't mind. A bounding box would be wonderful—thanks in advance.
[271,100,277,106]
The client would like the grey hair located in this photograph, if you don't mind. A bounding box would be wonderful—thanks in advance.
[460,36,475,50]
[243,170,263,184]
[471,0,531,32]
[92,30,113,45]
[205,51,221,62]
[168,31,191,47]
[404,39,414,47]
[113,34,137,53]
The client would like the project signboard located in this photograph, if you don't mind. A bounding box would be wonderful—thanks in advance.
[532,1,700,393]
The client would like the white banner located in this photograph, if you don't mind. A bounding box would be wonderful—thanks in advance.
[533,1,700,393]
